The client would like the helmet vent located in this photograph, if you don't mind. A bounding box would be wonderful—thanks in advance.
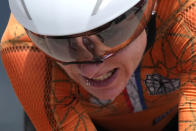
[91,0,103,16]
[21,0,32,20]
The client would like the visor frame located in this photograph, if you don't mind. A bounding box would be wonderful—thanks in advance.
[25,0,155,65]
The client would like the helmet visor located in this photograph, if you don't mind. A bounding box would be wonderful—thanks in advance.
[26,0,154,65]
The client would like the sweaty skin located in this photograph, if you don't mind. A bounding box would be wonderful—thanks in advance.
[58,30,147,100]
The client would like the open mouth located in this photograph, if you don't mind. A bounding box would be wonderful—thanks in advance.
[83,68,118,87]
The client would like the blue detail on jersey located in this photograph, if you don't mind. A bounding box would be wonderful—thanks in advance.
[134,66,147,109]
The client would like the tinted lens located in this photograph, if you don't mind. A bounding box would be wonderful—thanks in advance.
[26,0,153,63]
[98,0,148,48]
[27,32,95,62]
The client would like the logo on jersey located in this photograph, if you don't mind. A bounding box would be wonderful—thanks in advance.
[153,105,178,125]
[145,74,180,95]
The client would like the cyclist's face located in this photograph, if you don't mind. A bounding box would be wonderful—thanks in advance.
[58,30,147,100]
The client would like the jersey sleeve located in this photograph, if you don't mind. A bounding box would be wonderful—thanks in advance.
[156,0,196,130]
[0,14,96,131]
[152,0,196,130]
[173,1,196,131]
[177,8,196,130]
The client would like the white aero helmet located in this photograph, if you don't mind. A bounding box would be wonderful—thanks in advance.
[9,0,156,65]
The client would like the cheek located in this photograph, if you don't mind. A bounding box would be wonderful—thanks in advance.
[112,30,147,75]
[58,64,78,80]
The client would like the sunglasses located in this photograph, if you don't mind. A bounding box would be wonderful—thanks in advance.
[26,0,153,65]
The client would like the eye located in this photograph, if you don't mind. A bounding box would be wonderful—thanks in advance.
[82,37,95,51]
[68,38,78,51]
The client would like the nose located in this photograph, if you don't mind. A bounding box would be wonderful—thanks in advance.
[82,36,111,59]
[78,63,102,78]
[82,37,98,59]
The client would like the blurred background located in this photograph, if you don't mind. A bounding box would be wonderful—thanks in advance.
[0,1,24,131]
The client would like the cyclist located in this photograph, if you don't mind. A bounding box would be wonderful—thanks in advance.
[1,0,196,130]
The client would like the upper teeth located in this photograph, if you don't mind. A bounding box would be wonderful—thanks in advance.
[92,71,113,81]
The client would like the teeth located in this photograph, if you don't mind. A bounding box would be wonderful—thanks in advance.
[92,71,113,81]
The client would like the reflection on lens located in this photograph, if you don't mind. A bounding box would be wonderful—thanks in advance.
[25,0,154,64]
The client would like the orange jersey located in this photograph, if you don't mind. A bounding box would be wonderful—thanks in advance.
[1,0,196,130]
